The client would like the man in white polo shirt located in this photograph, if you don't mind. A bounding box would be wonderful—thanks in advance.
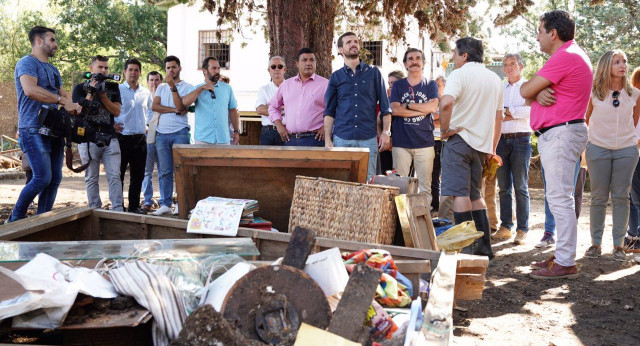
[439,37,504,260]
[256,55,287,145]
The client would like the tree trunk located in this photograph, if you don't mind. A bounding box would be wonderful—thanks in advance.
[267,0,336,79]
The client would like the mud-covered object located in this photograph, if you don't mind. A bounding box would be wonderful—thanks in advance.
[170,304,263,346]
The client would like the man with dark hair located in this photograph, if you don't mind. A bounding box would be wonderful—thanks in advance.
[269,48,328,146]
[389,48,439,204]
[7,26,80,222]
[521,10,592,279]
[141,71,162,212]
[180,56,240,145]
[117,58,151,214]
[151,55,193,215]
[324,32,391,181]
[439,37,504,260]
[491,53,533,244]
[256,55,287,145]
[73,55,124,212]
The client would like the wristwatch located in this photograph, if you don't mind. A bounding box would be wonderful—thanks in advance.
[171,86,178,93]
[382,130,391,137]
[56,95,61,104]
[405,103,410,110]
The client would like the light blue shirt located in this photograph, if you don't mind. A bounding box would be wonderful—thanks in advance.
[191,81,237,144]
[155,81,193,134]
[117,81,152,135]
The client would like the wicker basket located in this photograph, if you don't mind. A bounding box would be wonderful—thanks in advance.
[288,176,399,244]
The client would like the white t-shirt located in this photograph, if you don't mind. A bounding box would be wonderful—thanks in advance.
[443,62,504,154]
[155,81,194,134]
[255,81,285,126]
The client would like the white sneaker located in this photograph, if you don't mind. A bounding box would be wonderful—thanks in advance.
[172,203,179,215]
[152,205,172,216]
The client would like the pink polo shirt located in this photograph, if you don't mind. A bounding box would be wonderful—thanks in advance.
[268,73,328,133]
[530,40,593,131]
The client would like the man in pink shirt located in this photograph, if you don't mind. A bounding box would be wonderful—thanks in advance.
[520,10,592,279]
[269,47,328,146]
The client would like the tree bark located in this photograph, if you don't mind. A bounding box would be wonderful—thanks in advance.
[267,0,336,79]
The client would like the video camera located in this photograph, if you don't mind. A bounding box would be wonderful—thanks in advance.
[82,72,120,94]
[38,102,113,148]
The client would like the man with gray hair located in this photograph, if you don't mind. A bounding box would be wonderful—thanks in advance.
[256,55,286,145]
[492,53,533,245]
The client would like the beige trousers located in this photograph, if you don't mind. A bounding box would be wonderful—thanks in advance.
[393,146,435,206]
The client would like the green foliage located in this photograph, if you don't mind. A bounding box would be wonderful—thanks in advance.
[0,9,47,81]
[0,0,167,85]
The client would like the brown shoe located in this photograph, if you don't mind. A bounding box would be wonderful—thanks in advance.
[141,204,153,212]
[584,245,602,258]
[514,230,528,245]
[530,261,579,279]
[491,226,512,241]
[530,255,555,269]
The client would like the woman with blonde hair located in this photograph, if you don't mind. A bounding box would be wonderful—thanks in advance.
[584,50,640,261]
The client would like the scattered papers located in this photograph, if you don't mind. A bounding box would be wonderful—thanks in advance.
[187,197,259,236]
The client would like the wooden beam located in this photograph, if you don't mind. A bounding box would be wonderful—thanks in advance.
[0,206,93,240]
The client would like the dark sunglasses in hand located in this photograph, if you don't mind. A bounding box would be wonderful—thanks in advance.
[612,90,620,108]
[271,64,284,70]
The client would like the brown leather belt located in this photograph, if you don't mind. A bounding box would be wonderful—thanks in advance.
[501,132,531,139]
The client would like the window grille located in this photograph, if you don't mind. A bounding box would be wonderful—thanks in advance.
[362,41,383,66]
[199,30,231,69]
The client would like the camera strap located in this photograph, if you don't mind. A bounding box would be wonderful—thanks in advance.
[62,114,91,173]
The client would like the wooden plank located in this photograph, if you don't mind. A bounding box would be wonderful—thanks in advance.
[0,206,93,240]
[416,252,457,345]
[281,227,316,269]
[395,193,438,250]
[327,264,381,341]
[454,273,485,301]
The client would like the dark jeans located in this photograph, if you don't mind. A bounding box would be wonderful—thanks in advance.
[10,128,64,221]
[431,140,442,211]
[118,133,148,211]
[260,126,284,146]
[496,135,532,231]
[284,135,324,147]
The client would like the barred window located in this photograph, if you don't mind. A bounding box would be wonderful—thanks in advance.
[362,41,383,66]
[199,30,231,69]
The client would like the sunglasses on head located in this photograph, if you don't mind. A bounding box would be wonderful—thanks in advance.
[612,90,620,108]
[271,64,284,70]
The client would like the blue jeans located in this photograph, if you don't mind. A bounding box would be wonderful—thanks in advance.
[333,136,378,181]
[156,128,190,208]
[542,159,581,236]
[628,159,640,237]
[284,135,324,147]
[260,126,283,146]
[10,128,64,221]
[496,135,532,232]
[142,143,162,206]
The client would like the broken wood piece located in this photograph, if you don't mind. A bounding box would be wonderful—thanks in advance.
[415,252,457,345]
[282,226,316,269]
[454,273,486,301]
[294,323,359,346]
[395,193,438,250]
[327,263,381,341]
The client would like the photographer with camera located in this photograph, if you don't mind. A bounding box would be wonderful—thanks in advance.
[117,58,152,214]
[72,55,124,212]
[6,26,80,223]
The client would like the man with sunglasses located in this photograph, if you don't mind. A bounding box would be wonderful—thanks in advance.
[388,48,439,204]
[324,32,391,181]
[180,56,240,145]
[520,10,592,279]
[256,56,287,145]
[269,48,328,147]
[7,26,80,223]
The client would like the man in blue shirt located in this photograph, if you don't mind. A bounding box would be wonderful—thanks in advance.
[389,48,439,206]
[324,32,391,181]
[181,56,240,145]
[117,58,152,214]
[8,26,79,222]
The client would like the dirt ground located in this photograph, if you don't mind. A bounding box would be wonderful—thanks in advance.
[1,168,639,345]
